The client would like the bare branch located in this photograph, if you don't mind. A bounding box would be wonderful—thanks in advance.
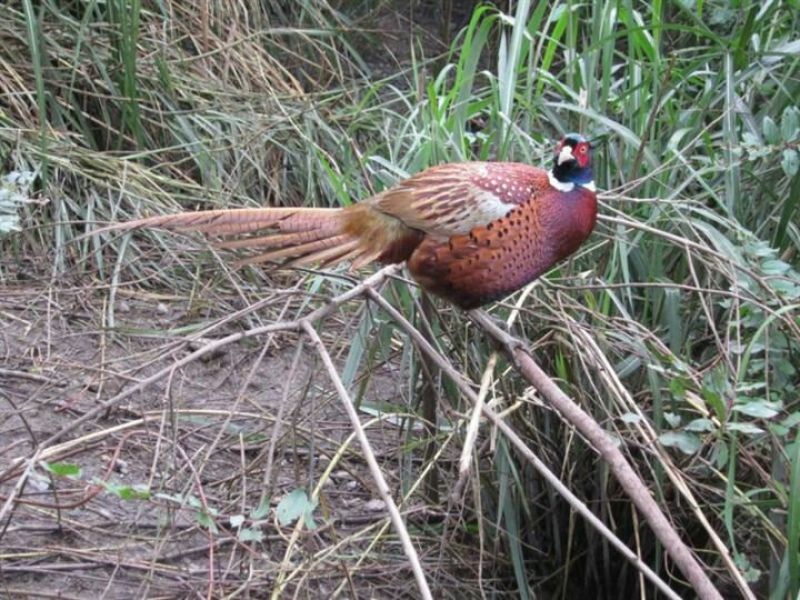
[364,288,685,600]
[469,309,726,600]
[301,321,433,600]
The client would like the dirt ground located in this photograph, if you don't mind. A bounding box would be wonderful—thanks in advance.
[1,273,481,598]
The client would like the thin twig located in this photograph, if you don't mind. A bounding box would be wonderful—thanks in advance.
[0,448,42,538]
[301,321,433,600]
[459,352,496,475]
[260,340,306,506]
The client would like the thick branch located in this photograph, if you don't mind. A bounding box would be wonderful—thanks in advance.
[364,289,683,600]
[469,310,724,600]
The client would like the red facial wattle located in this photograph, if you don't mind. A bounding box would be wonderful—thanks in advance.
[574,142,591,168]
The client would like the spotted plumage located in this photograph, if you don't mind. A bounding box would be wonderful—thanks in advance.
[104,134,597,309]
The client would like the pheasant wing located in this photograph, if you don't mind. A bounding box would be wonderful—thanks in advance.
[372,162,548,238]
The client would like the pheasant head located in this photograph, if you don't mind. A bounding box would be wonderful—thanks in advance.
[550,133,594,191]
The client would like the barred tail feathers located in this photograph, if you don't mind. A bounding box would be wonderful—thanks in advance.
[117,207,336,237]
[112,206,394,270]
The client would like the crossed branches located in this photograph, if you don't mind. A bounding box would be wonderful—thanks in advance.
[2,265,737,600]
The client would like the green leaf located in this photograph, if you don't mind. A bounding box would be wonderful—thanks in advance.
[238,527,264,542]
[669,377,687,400]
[769,278,800,299]
[685,418,715,432]
[782,106,800,141]
[702,390,727,422]
[659,431,702,454]
[196,510,219,533]
[100,481,150,501]
[726,422,765,435]
[620,412,643,424]
[781,149,799,177]
[732,399,781,419]
[276,488,318,530]
[702,367,731,421]
[777,360,796,377]
[713,440,729,469]
[763,116,779,145]
[742,131,759,147]
[770,422,790,437]
[781,412,800,429]
[250,497,271,520]
[734,553,763,583]
[761,259,790,275]
[303,510,318,531]
[42,461,82,478]
[664,412,682,428]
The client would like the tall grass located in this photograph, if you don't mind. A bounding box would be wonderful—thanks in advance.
[2,0,799,597]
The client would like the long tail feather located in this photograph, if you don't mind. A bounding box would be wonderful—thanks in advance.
[237,233,354,265]
[286,239,363,268]
[349,248,385,271]
[216,230,326,250]
[112,208,336,237]
[97,207,372,269]
[94,203,421,272]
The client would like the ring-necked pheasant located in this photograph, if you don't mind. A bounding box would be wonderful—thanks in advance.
[106,134,597,309]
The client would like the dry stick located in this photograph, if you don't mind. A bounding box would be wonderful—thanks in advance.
[301,321,434,600]
[468,310,724,600]
[569,326,755,599]
[459,352,497,475]
[0,448,42,534]
[458,281,536,479]
[364,288,687,600]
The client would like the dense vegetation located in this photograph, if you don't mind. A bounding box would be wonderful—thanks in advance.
[1,0,799,597]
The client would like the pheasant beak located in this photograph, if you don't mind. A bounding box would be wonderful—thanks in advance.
[557,144,575,166]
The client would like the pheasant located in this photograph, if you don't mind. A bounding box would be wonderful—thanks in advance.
[107,134,597,309]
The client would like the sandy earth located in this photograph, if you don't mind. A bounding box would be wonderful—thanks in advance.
[1,276,474,598]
